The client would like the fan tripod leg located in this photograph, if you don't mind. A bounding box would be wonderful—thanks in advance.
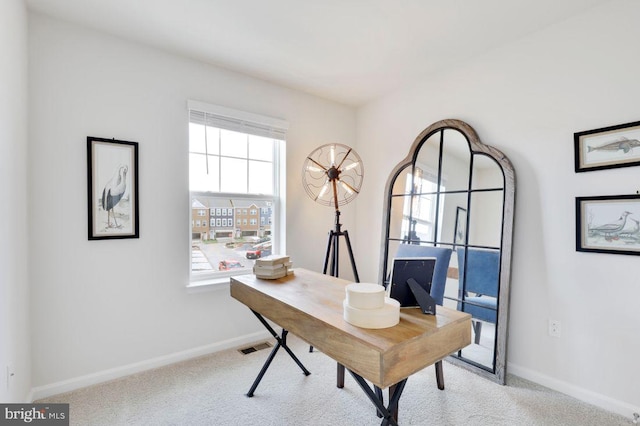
[322,231,360,282]
[341,230,360,283]
[317,226,360,388]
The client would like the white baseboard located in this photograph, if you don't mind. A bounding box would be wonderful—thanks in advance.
[507,362,639,420]
[30,330,271,401]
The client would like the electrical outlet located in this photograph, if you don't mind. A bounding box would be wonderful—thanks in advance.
[548,319,561,337]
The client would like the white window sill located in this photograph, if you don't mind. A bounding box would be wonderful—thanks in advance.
[186,272,251,293]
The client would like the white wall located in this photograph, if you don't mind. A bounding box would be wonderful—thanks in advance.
[354,0,639,417]
[28,13,355,394]
[0,0,31,402]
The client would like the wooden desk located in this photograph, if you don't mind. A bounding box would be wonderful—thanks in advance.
[230,268,471,424]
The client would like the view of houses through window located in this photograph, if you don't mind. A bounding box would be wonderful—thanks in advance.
[189,104,284,280]
[191,196,274,274]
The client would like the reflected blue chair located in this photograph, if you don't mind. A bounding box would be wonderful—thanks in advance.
[392,244,453,390]
[456,247,499,345]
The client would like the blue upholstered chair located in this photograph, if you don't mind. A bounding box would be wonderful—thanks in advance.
[456,247,500,345]
[392,244,453,390]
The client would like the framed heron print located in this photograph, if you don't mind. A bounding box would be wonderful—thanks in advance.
[87,137,139,240]
[575,194,640,255]
[574,120,640,172]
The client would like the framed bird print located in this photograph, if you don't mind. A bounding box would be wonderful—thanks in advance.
[576,194,640,256]
[87,137,139,240]
[574,120,640,172]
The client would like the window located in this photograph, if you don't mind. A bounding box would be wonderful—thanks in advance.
[188,100,287,284]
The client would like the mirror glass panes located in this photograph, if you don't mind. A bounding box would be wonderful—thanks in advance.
[391,166,411,195]
[447,243,500,368]
[438,192,468,247]
[381,120,515,384]
[439,129,471,193]
[414,132,441,177]
[472,155,504,190]
[467,191,504,247]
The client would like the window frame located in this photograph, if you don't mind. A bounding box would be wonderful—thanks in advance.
[187,101,288,288]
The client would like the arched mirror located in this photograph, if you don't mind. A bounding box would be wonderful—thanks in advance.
[379,119,515,384]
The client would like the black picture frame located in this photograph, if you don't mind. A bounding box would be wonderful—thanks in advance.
[575,194,640,256]
[574,120,640,172]
[388,257,436,307]
[87,137,139,240]
[453,206,467,251]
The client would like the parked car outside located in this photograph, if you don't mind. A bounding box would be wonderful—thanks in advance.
[218,260,244,270]
[246,243,272,259]
[246,249,261,259]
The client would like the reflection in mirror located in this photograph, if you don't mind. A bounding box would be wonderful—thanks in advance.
[414,132,442,175]
[439,192,468,246]
[380,119,515,384]
[472,154,504,190]
[439,129,472,193]
[454,247,500,368]
[467,191,503,247]
[391,166,411,195]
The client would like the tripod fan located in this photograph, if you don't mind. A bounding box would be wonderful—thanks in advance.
[303,143,364,386]
[302,143,364,281]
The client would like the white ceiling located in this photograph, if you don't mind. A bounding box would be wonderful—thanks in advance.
[26,0,609,106]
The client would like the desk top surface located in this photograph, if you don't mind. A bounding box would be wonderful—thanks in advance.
[230,268,471,387]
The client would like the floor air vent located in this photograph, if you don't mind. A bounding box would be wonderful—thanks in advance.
[238,342,272,355]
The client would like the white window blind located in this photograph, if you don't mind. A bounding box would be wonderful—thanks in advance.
[188,100,288,140]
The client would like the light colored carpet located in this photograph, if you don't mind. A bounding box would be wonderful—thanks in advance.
[38,334,629,425]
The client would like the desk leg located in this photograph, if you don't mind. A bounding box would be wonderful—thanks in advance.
[435,360,444,390]
[386,383,403,425]
[372,384,402,422]
[375,386,384,418]
[337,363,345,388]
[347,370,407,426]
[246,311,311,397]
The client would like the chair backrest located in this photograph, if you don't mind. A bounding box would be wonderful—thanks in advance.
[394,244,452,305]
[456,247,500,297]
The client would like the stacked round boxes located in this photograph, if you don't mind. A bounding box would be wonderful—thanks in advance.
[343,283,400,329]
